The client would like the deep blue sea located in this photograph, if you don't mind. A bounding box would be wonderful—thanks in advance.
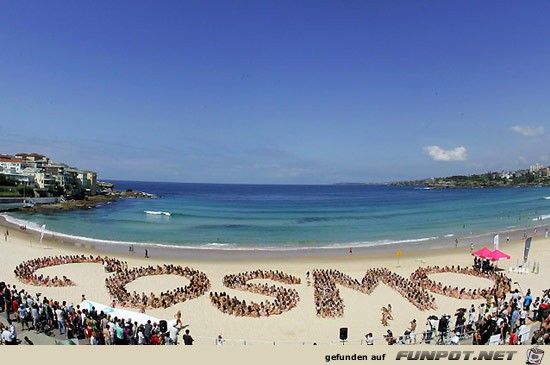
[6,181,550,250]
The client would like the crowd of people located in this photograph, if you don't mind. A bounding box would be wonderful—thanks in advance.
[210,269,301,317]
[379,287,550,346]
[410,265,512,300]
[14,255,127,287]
[312,268,437,318]
[105,264,210,310]
[0,281,195,345]
[472,257,496,273]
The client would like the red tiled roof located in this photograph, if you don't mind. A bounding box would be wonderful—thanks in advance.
[0,158,24,163]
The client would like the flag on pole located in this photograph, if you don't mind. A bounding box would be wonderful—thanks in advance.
[39,224,46,244]
[493,234,499,251]
[523,237,532,264]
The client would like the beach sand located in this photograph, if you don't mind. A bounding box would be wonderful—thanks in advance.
[1,217,548,345]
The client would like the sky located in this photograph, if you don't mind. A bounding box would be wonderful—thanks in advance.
[1,1,549,184]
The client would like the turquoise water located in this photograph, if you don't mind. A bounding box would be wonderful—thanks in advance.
[6,181,550,249]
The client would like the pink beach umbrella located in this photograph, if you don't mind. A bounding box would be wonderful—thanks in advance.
[488,249,511,261]
[471,247,493,259]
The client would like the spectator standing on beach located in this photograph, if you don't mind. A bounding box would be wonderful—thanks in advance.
[182,329,194,345]
[2,323,16,345]
[55,303,66,335]
[144,320,152,344]
[524,290,533,314]
[216,334,224,345]
[365,333,374,345]
[169,323,181,345]
[408,319,417,344]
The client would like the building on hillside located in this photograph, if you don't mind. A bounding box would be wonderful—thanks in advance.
[500,171,512,180]
[529,163,543,173]
[76,170,97,195]
[35,171,57,190]
[44,162,75,186]
[15,153,50,169]
[0,158,24,174]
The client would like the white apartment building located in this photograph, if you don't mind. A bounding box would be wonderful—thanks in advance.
[0,158,24,174]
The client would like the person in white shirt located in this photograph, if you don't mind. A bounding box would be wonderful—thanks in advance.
[450,332,460,345]
[2,323,16,345]
[216,334,225,345]
[517,324,528,344]
[519,308,527,325]
[55,307,66,335]
[2,328,11,344]
[169,324,181,345]
[137,327,145,345]
[90,332,98,345]
[365,333,374,345]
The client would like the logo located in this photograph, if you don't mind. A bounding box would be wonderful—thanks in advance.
[527,346,544,365]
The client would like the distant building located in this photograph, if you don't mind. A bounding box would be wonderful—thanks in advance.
[0,158,24,174]
[529,163,543,173]
[76,170,97,195]
[500,171,512,180]
[15,153,50,169]
[35,171,56,190]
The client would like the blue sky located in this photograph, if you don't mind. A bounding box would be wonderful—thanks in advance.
[1,1,549,184]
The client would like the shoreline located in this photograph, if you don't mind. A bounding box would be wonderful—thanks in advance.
[1,213,548,260]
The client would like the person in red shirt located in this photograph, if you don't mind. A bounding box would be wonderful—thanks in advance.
[149,333,161,345]
[509,331,517,345]
[12,299,18,319]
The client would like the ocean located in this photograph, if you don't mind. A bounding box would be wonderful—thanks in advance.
[5,181,550,250]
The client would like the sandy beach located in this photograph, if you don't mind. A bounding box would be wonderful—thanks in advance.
[1,215,549,345]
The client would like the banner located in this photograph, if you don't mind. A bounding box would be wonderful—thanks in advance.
[523,237,532,264]
[39,224,46,244]
[79,300,166,326]
[493,234,499,251]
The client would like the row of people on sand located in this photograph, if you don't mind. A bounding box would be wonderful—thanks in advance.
[13,255,210,311]
[2,278,549,345]
[13,255,127,287]
[410,265,511,300]
[312,268,437,318]
[105,264,210,310]
[210,269,301,317]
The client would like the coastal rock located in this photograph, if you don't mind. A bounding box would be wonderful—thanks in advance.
[16,189,154,212]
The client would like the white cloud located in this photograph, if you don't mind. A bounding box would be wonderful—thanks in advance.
[423,146,467,162]
[511,125,545,137]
